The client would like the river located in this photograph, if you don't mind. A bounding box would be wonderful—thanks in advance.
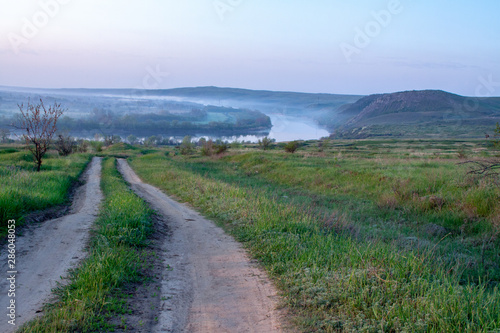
[213,114,330,143]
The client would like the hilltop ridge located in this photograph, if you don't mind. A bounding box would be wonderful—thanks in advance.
[331,90,500,138]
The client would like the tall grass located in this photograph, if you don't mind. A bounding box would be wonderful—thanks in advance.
[20,157,154,332]
[129,150,500,332]
[0,148,91,236]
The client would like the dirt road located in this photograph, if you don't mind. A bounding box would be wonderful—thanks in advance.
[0,157,103,332]
[117,159,284,333]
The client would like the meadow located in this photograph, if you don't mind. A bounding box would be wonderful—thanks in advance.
[127,139,500,332]
[0,145,91,237]
[2,138,499,332]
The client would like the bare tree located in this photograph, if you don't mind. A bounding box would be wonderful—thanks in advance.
[15,99,64,171]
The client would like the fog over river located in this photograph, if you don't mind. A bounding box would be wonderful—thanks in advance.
[218,114,330,143]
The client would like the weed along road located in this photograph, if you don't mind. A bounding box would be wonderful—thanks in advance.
[117,159,284,333]
[0,157,103,333]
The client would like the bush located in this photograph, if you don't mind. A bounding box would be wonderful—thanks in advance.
[214,140,229,155]
[55,134,76,156]
[284,141,299,153]
[200,139,228,156]
[201,139,214,156]
[318,138,330,152]
[231,140,243,149]
[258,137,274,150]
[180,136,194,155]
[90,141,103,152]
[76,140,89,153]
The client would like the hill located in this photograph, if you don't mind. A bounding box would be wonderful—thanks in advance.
[332,90,500,138]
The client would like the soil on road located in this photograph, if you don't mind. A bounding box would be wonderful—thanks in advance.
[117,159,285,333]
[0,157,103,333]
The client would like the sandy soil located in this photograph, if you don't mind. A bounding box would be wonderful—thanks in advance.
[0,157,103,332]
[117,159,285,333]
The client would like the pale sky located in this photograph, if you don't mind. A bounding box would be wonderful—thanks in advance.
[1,0,499,96]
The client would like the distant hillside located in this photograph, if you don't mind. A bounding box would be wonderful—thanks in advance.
[332,90,500,138]
[2,85,500,139]
[0,85,362,123]
[134,86,364,121]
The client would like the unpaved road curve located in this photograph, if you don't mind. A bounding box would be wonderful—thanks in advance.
[117,159,285,333]
[0,157,103,332]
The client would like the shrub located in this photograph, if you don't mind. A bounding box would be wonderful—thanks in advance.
[214,140,229,155]
[180,136,194,155]
[201,139,214,156]
[258,137,274,150]
[284,141,299,153]
[54,134,76,156]
[318,138,330,152]
[76,139,89,153]
[90,141,103,152]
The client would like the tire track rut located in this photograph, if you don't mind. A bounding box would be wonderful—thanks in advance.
[117,159,284,333]
[0,157,103,332]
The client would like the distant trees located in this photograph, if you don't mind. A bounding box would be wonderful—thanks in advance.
[144,135,159,147]
[56,106,272,136]
[104,135,121,146]
[15,99,64,171]
[127,134,138,145]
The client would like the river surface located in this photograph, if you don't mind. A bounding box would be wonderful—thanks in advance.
[216,114,330,143]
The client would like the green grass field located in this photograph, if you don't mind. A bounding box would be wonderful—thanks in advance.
[0,146,91,237]
[2,139,499,332]
[127,139,500,332]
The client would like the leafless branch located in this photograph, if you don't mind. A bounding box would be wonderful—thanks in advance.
[14,99,64,171]
[459,160,500,177]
